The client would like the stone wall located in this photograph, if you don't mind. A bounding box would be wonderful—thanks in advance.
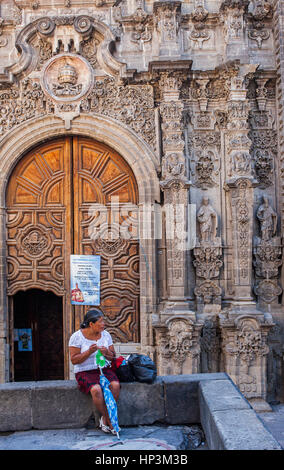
[0,374,281,449]
[0,0,283,406]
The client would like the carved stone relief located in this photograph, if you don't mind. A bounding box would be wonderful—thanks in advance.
[193,198,223,311]
[253,196,282,305]
[155,318,203,375]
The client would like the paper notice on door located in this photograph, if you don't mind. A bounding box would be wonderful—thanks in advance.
[70,255,101,305]
[18,329,32,352]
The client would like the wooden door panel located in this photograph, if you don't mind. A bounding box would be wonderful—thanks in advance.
[73,137,140,342]
[6,138,72,296]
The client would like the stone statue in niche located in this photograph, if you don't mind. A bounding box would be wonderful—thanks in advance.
[197,197,218,243]
[256,196,277,242]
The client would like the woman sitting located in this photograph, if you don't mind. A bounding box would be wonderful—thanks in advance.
[69,308,120,434]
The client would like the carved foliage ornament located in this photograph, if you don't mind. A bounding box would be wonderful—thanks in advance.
[225,319,269,365]
[191,149,219,188]
[81,78,156,151]
[160,319,200,373]
[254,279,282,303]
[0,74,156,151]
[193,245,223,279]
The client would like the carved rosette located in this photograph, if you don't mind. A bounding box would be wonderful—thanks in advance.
[18,226,52,260]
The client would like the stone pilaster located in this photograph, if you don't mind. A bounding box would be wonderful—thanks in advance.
[153,72,203,375]
[219,309,274,410]
[159,72,191,310]
[153,1,181,57]
[224,66,258,304]
[272,0,284,305]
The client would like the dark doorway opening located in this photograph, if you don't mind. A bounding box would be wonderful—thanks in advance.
[13,289,64,381]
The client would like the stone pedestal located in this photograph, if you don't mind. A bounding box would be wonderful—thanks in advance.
[219,307,274,402]
[154,313,204,376]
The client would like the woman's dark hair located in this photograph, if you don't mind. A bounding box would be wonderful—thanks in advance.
[80,308,104,329]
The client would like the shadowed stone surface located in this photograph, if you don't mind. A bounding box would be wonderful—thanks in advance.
[199,380,281,450]
[0,424,206,451]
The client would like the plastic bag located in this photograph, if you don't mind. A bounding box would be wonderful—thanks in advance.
[127,354,157,384]
[111,355,136,382]
[116,363,136,382]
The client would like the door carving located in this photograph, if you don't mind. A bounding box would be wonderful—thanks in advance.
[6,137,140,364]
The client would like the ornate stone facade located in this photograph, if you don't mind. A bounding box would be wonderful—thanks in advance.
[0,0,283,409]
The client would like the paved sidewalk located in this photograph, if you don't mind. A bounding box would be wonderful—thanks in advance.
[0,423,207,451]
[1,406,283,451]
[256,404,284,449]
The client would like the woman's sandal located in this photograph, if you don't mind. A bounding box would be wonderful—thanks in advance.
[99,416,111,433]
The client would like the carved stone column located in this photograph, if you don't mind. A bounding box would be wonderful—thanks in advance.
[153,72,204,375]
[153,1,181,57]
[220,0,249,60]
[0,203,8,383]
[159,72,191,310]
[224,67,258,304]
[220,67,275,410]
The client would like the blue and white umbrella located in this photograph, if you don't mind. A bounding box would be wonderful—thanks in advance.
[99,369,120,439]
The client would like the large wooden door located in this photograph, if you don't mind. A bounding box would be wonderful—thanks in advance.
[6,136,140,379]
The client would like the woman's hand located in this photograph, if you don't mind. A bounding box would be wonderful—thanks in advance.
[99,346,114,360]
[88,343,98,355]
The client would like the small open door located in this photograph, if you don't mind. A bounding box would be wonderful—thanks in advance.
[13,289,64,381]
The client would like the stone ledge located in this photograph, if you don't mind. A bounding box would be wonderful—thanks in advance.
[0,373,280,449]
[199,378,282,450]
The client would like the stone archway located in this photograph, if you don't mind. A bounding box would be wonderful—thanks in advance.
[0,113,160,382]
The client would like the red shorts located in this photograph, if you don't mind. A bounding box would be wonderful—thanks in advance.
[75,368,120,395]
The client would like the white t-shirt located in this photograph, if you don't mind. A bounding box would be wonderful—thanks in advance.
[69,329,113,373]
